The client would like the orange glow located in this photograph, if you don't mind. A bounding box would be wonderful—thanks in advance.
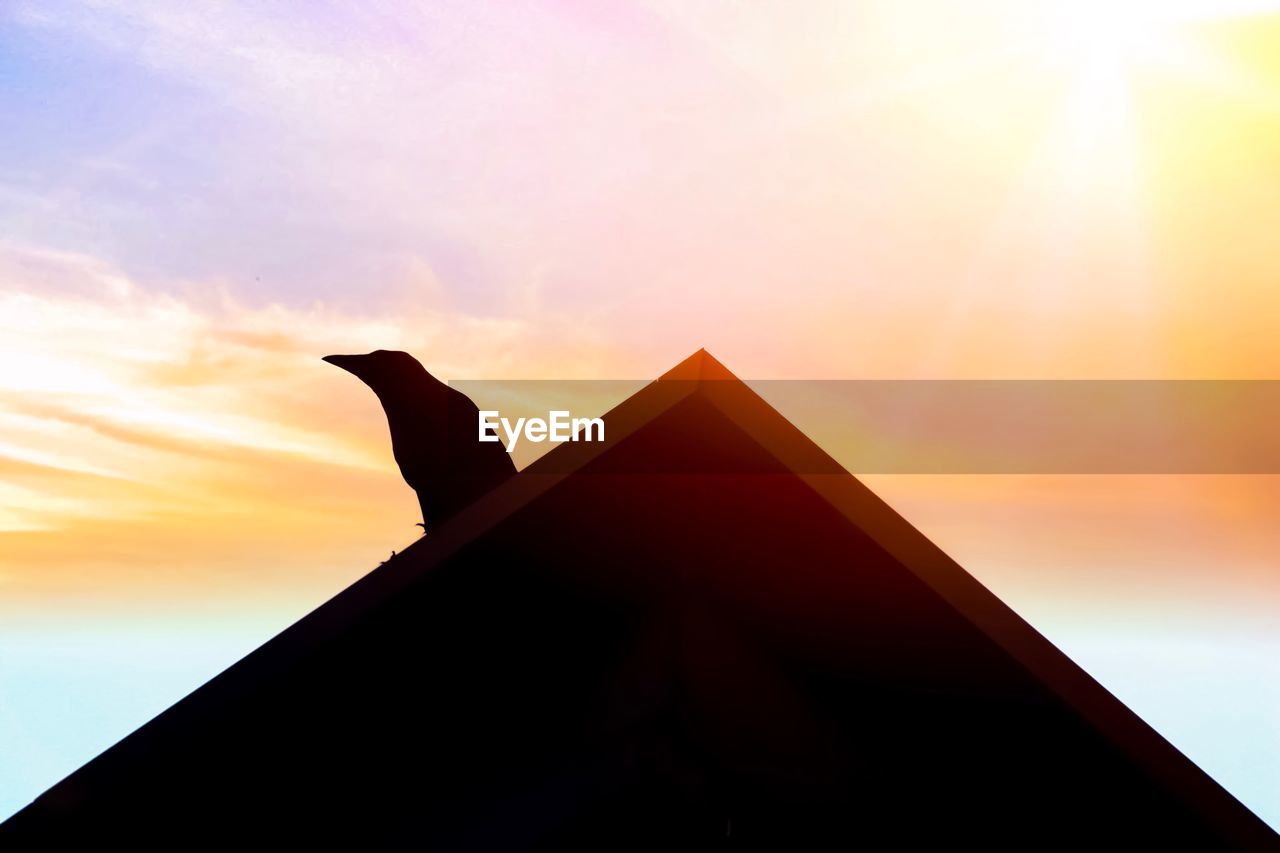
[3,1,1280,617]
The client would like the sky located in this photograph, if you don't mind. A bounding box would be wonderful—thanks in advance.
[2,0,1280,827]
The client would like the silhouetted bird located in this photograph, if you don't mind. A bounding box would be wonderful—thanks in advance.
[323,350,516,532]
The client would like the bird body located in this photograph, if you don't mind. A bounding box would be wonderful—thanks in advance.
[323,350,516,532]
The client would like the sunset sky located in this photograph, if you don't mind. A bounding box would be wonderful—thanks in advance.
[2,0,1280,827]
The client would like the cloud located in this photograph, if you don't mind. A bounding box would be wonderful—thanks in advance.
[0,242,626,605]
[5,3,1280,613]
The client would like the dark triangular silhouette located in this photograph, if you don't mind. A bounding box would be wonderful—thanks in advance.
[322,350,515,531]
[2,350,1275,850]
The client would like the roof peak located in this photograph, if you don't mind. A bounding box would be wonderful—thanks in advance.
[658,348,739,383]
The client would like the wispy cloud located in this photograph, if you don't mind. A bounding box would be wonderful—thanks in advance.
[9,1,1280,379]
[0,241,626,604]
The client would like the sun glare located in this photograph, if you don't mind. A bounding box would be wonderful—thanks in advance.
[1028,0,1232,79]
[1044,1,1165,69]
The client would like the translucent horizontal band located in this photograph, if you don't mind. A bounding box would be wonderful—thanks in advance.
[450,380,1280,474]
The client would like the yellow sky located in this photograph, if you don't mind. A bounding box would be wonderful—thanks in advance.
[1,0,1279,600]
[0,244,638,611]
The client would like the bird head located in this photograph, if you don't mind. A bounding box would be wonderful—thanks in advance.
[322,350,437,400]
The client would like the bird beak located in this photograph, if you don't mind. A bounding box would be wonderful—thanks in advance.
[322,354,365,375]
